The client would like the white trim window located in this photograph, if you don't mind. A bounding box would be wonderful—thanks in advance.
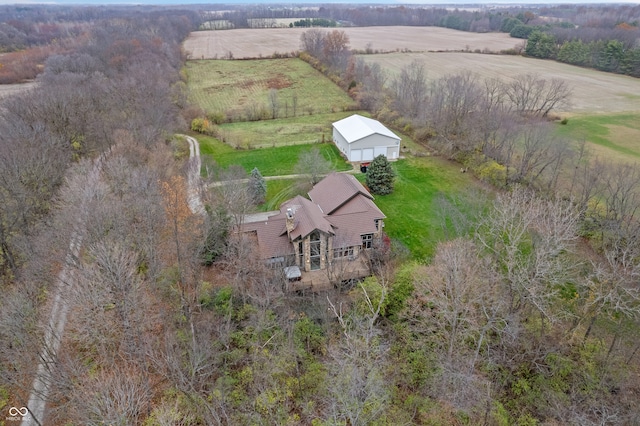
[333,246,354,259]
[361,233,373,249]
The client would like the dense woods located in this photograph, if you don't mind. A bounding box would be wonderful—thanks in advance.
[1,3,640,425]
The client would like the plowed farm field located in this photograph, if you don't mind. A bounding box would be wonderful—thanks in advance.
[184,26,520,59]
[361,52,640,115]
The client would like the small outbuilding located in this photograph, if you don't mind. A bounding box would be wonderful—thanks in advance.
[332,114,401,163]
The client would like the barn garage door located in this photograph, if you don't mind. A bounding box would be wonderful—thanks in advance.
[362,148,374,161]
[374,146,387,158]
[350,149,362,162]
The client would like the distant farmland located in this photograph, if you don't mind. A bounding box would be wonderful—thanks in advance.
[361,52,640,115]
[184,26,519,59]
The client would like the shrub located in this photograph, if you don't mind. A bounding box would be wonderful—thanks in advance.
[476,158,507,187]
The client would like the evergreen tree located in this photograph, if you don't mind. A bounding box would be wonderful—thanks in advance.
[248,167,267,205]
[366,155,395,195]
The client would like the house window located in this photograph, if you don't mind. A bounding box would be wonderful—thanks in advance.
[266,256,285,269]
[362,233,373,249]
[298,241,304,267]
[375,219,380,231]
[333,246,354,259]
[310,231,321,270]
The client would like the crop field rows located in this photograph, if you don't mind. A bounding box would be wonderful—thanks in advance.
[184,26,519,59]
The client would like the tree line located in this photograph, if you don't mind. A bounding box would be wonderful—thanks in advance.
[298,25,640,423]
[1,4,639,424]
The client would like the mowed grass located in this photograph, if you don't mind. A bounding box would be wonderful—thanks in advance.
[217,111,361,148]
[197,134,351,176]
[185,58,357,118]
[556,113,640,163]
[360,156,487,260]
[262,178,308,212]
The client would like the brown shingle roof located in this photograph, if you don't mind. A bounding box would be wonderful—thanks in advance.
[242,173,386,260]
[241,218,294,259]
[308,173,373,215]
[281,195,335,240]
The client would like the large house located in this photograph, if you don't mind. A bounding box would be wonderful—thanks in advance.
[241,173,386,290]
[332,114,401,163]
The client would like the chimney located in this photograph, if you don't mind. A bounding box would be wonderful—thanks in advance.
[286,208,295,236]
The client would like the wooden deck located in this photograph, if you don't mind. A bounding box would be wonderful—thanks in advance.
[287,257,371,292]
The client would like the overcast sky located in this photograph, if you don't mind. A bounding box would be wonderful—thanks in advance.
[0,0,639,5]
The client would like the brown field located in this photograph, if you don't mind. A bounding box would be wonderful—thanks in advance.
[183,26,520,60]
[0,82,36,99]
[363,52,640,115]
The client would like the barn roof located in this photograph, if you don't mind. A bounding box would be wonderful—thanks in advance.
[332,114,400,144]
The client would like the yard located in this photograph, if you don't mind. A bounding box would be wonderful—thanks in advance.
[194,112,481,260]
[197,134,352,177]
[363,156,487,260]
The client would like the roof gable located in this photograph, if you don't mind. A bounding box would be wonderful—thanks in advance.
[332,114,401,144]
[308,173,373,215]
[280,195,334,240]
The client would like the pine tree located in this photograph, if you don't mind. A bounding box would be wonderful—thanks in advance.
[366,155,395,195]
[248,167,267,205]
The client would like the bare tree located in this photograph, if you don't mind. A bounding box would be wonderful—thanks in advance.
[505,73,571,117]
[292,92,298,117]
[476,187,580,327]
[268,88,279,119]
[568,142,604,216]
[322,29,350,70]
[426,71,483,155]
[70,366,152,426]
[0,121,69,276]
[510,119,572,189]
[390,60,427,121]
[581,239,640,344]
[211,165,252,229]
[294,146,334,186]
[300,28,325,58]
[354,58,387,111]
[325,278,390,425]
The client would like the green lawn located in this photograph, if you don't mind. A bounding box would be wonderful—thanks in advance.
[185,58,357,120]
[196,132,483,260]
[363,156,488,260]
[197,134,351,177]
[556,113,640,162]
[258,156,484,260]
[262,178,308,212]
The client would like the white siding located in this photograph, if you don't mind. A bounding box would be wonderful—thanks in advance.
[333,119,401,162]
[374,146,386,157]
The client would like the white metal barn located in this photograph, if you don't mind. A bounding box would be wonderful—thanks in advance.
[332,114,401,163]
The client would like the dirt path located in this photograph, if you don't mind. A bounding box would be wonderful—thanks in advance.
[23,156,106,426]
[185,135,206,215]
